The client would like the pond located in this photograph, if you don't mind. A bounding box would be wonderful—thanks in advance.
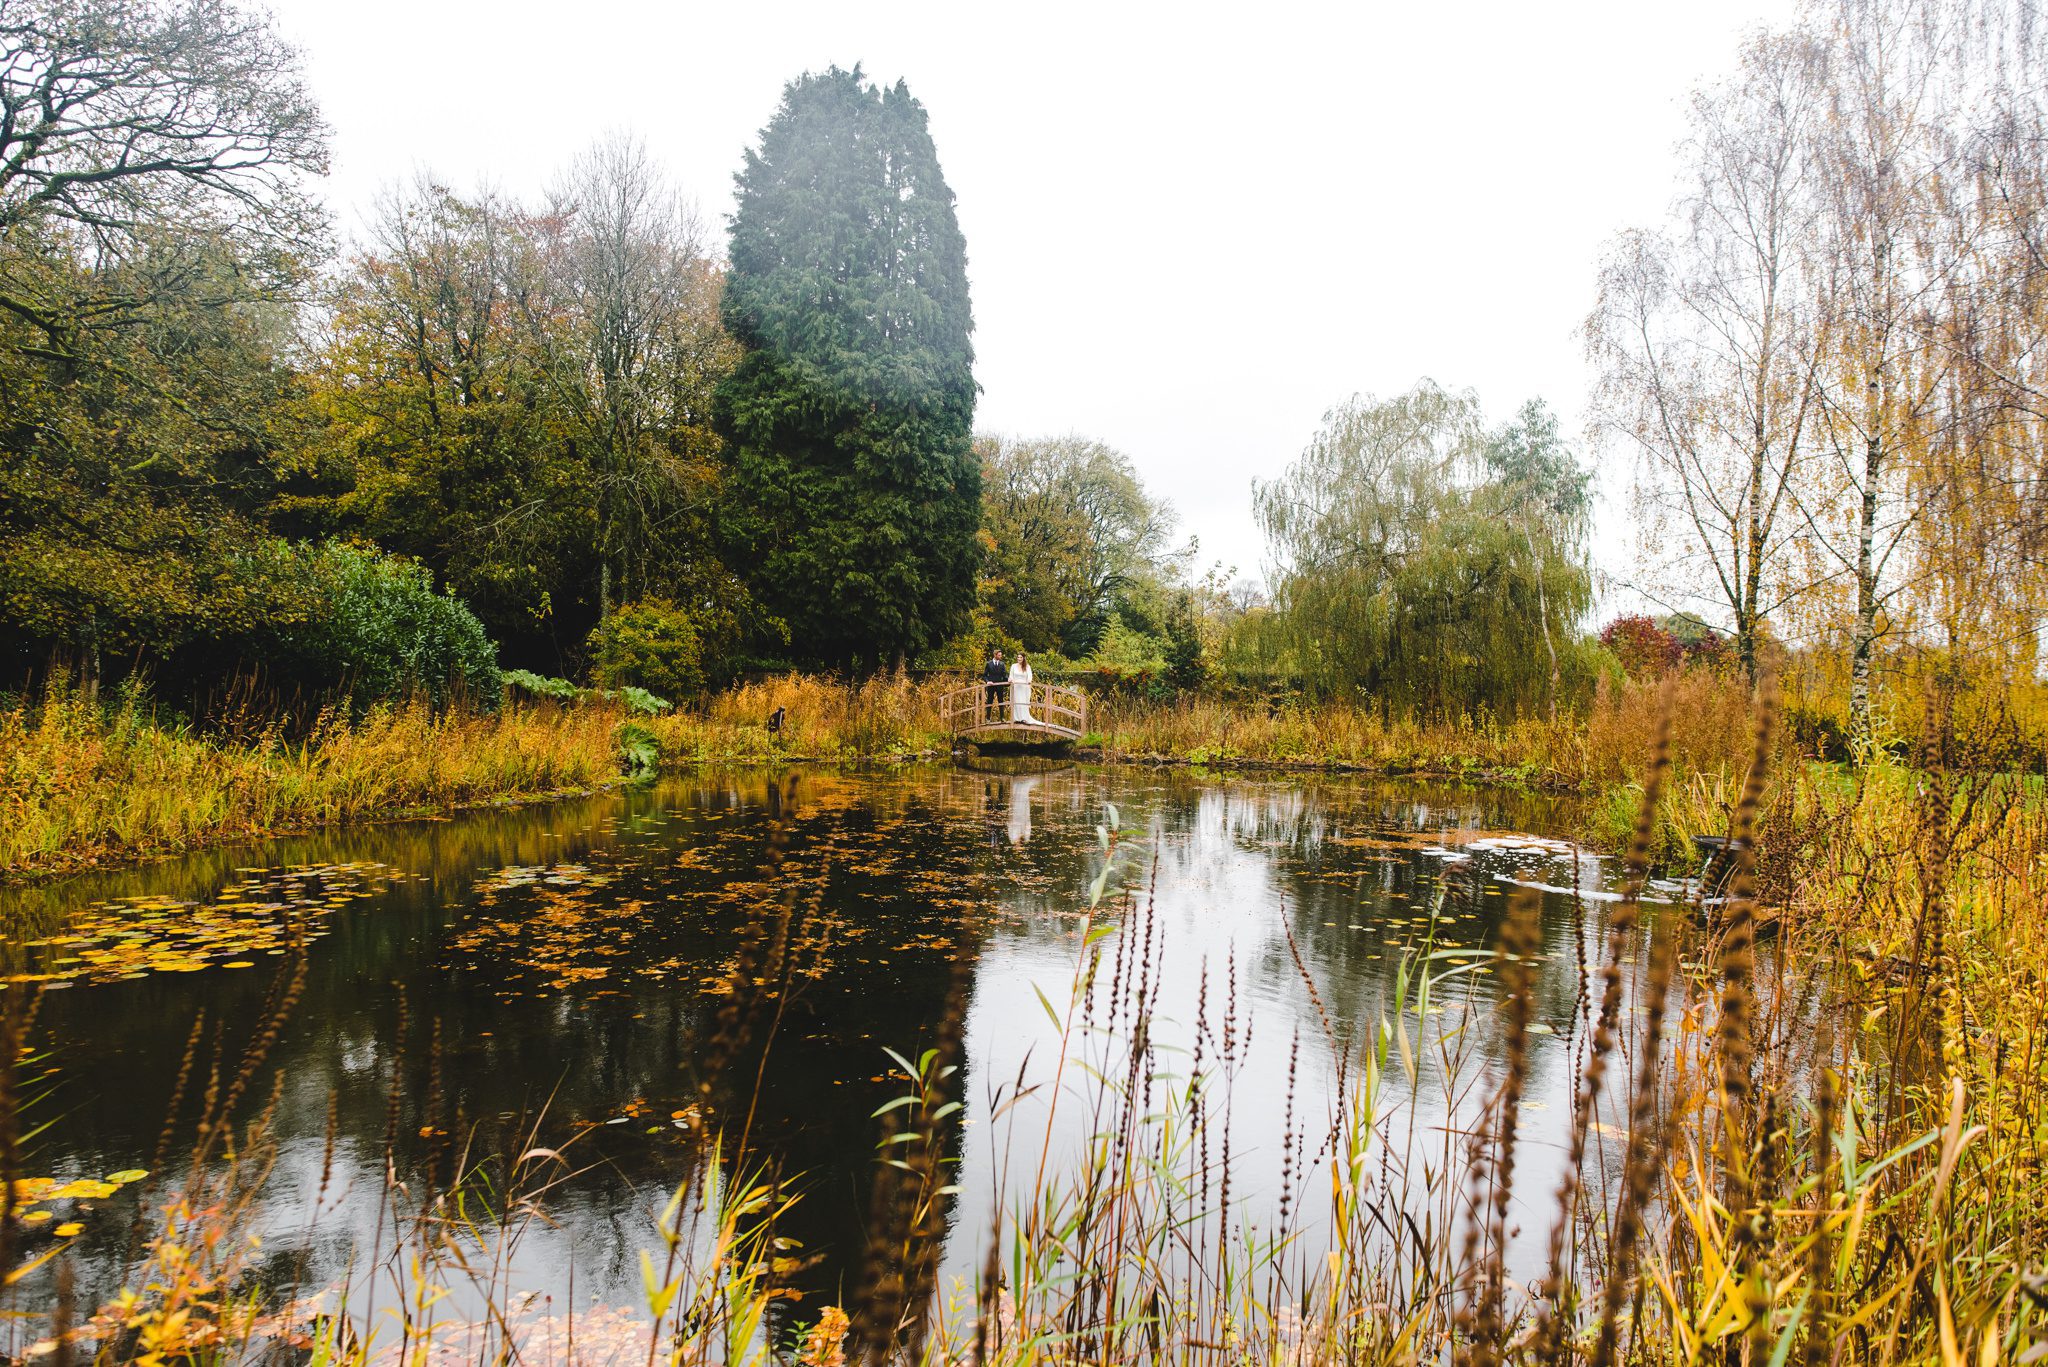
[2,761,1656,1336]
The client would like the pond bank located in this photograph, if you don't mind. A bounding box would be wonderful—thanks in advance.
[6,672,1756,880]
[1,692,629,881]
[1,736,1583,884]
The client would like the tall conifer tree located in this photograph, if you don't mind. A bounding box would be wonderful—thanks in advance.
[716,66,979,668]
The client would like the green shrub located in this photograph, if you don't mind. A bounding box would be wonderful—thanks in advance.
[272,543,501,709]
[1085,617,1170,675]
[1162,594,1208,693]
[589,598,704,700]
[614,686,671,716]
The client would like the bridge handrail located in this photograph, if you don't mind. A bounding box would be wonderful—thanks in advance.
[938,680,1088,739]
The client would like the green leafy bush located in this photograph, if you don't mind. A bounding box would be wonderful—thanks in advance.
[589,598,704,699]
[614,686,671,716]
[272,543,502,709]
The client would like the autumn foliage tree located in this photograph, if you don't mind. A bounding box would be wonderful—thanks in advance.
[1599,616,1684,678]
[1593,0,2048,753]
[295,146,740,673]
[975,435,1175,656]
[0,0,328,685]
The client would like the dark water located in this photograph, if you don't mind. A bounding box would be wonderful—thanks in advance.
[2,762,1639,1328]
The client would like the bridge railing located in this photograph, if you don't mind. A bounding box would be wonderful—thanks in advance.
[939,681,1088,739]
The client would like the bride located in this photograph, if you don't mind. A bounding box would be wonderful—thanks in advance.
[1008,652,1037,724]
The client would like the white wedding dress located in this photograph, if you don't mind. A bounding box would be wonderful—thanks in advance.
[1008,663,1036,723]
[1006,774,1039,844]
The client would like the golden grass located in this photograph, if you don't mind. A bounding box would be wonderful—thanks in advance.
[3,671,1775,878]
[0,688,622,877]
[1090,670,1758,790]
[645,672,953,762]
[1090,692,1583,778]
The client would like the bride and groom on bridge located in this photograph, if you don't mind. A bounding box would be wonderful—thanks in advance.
[981,648,1039,724]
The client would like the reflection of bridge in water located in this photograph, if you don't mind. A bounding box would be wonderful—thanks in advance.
[950,752,1080,778]
[938,681,1087,745]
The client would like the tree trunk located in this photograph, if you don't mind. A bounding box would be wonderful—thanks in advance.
[1525,526,1561,723]
[1850,431,1882,760]
[1740,435,1768,683]
[82,611,100,704]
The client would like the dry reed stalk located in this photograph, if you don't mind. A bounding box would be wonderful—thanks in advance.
[1215,951,1238,1278]
[1279,1026,1301,1232]
[191,941,305,1173]
[1592,913,1682,1367]
[1484,894,1542,1357]
[974,1216,1003,1367]
[362,988,409,1346]
[0,986,36,1306]
[852,963,971,1366]
[134,1009,207,1253]
[1911,690,1964,1084]
[50,1256,72,1367]
[420,1017,447,1218]
[1534,683,1674,1362]
[1453,892,1541,1367]
[1193,956,1211,1215]
[1714,674,1777,1264]
[696,774,802,1119]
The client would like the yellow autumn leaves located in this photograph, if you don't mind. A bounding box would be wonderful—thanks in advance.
[8,864,395,987]
[5,1168,150,1275]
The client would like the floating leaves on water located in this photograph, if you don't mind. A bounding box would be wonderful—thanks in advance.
[477,863,610,894]
[447,800,1021,999]
[4,1168,150,1245]
[9,863,400,986]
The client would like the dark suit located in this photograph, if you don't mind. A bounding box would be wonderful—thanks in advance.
[982,659,1008,721]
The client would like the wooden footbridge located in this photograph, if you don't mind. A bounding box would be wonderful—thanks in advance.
[939,681,1088,746]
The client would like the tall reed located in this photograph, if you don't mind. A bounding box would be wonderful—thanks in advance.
[0,685,622,877]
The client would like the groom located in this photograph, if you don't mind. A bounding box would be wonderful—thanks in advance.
[982,648,1008,722]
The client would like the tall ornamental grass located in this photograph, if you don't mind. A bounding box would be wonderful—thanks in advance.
[0,687,620,876]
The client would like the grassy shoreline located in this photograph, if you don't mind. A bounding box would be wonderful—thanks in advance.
[2,672,1757,880]
[0,689,625,881]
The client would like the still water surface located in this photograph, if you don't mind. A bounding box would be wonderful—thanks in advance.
[7,762,1640,1321]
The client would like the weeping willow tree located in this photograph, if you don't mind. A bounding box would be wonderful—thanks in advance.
[1253,381,1594,716]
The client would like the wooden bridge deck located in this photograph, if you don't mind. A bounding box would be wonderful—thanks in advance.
[939,682,1087,745]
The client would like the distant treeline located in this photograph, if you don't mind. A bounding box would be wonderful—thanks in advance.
[8,0,2048,749]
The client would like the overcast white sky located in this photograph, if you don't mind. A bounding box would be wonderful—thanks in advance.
[265,0,1798,596]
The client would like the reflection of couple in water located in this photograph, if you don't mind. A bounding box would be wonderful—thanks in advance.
[980,647,1037,724]
[982,774,1041,847]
